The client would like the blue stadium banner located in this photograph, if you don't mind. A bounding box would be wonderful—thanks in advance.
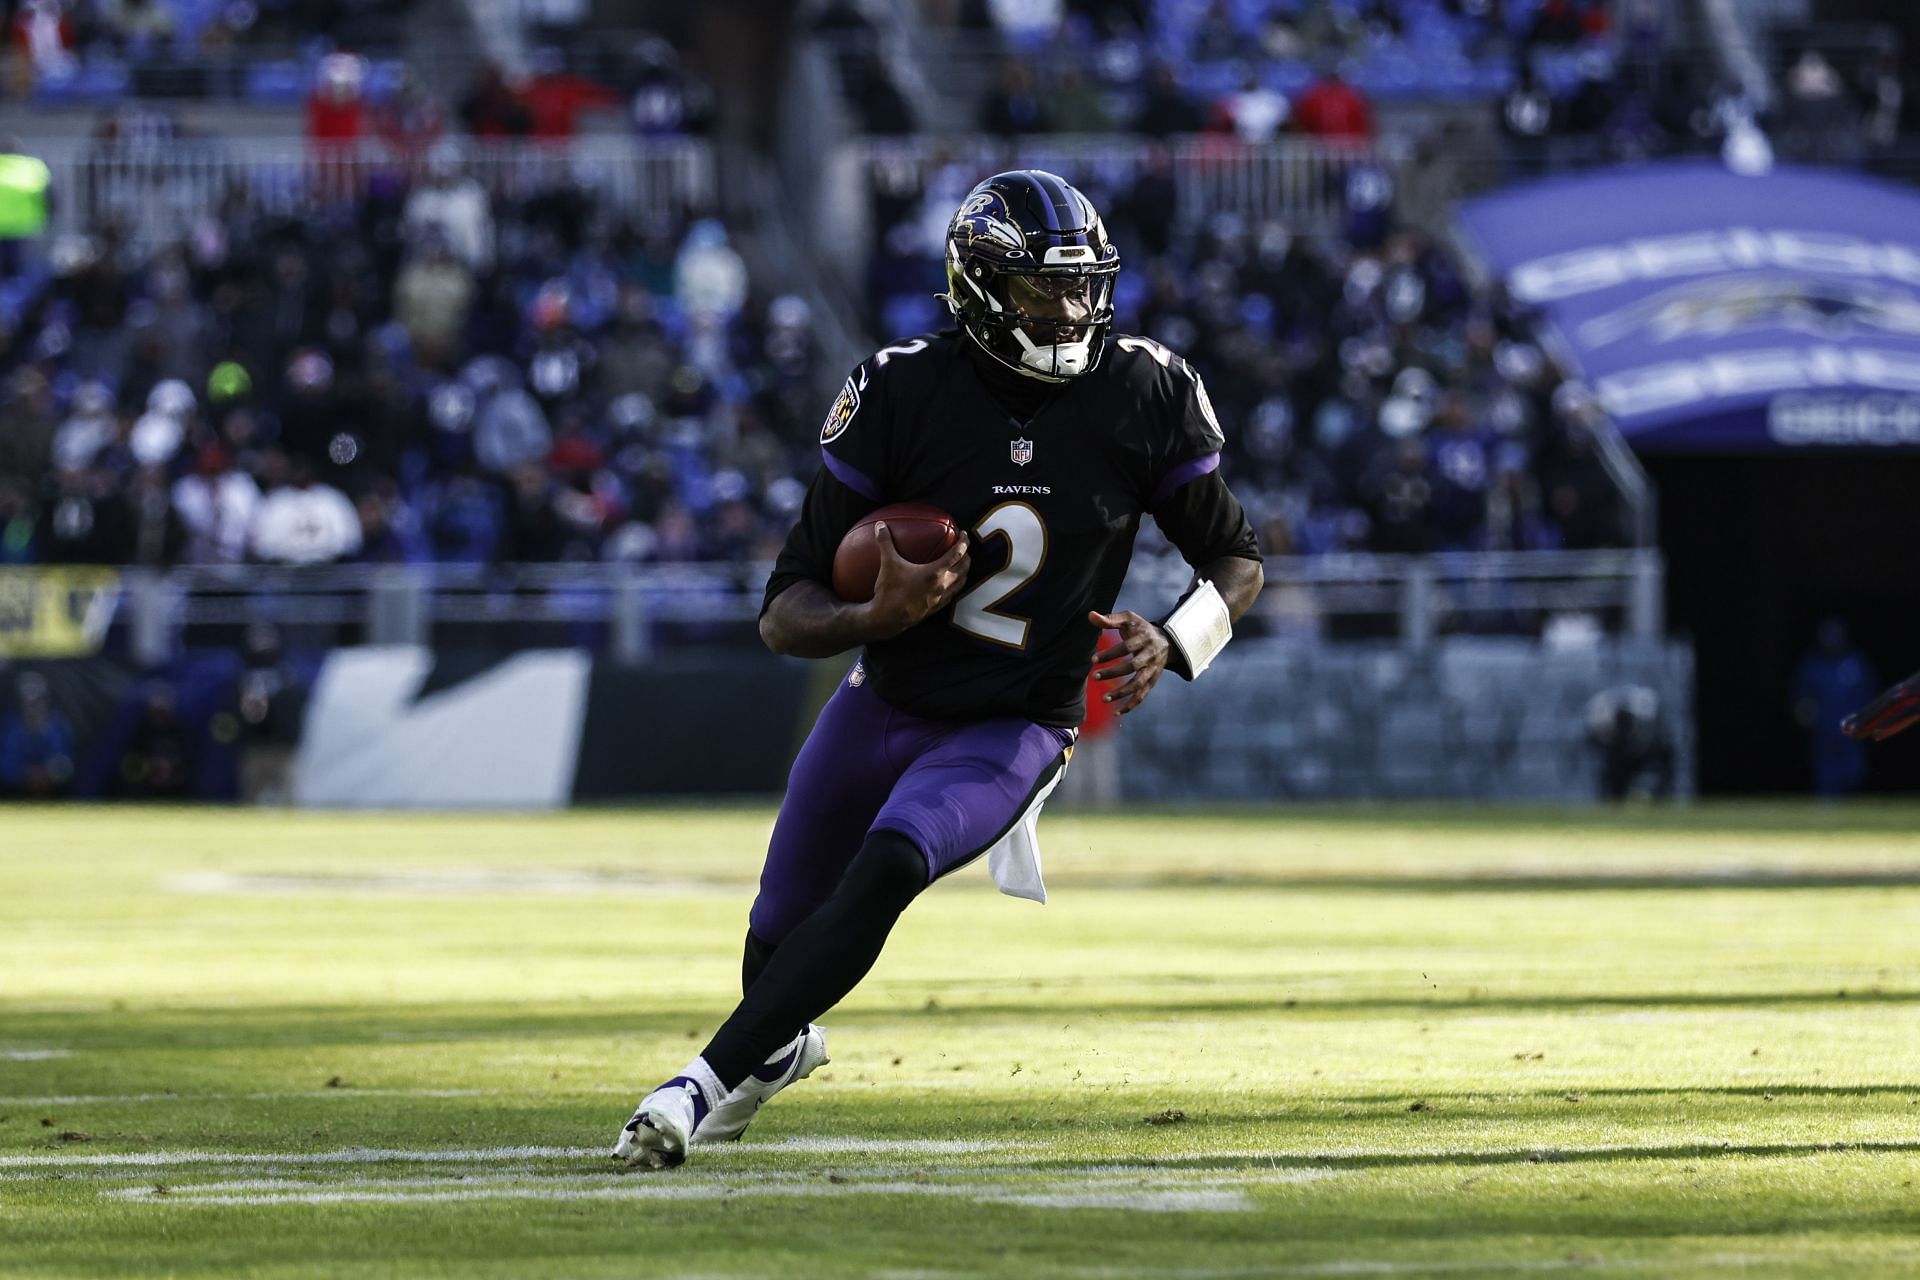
[0,568,121,658]
[1456,162,1920,452]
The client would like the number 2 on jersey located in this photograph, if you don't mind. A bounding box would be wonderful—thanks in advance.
[952,502,1047,649]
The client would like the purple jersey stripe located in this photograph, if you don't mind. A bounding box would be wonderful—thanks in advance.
[1150,452,1221,508]
[821,448,883,502]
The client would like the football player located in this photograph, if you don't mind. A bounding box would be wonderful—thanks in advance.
[615,170,1265,1166]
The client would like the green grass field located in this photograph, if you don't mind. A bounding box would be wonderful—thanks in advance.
[5,803,1920,1278]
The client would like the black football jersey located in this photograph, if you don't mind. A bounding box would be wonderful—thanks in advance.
[763,330,1260,727]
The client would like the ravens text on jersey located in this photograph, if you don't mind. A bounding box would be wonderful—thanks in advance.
[763,330,1261,727]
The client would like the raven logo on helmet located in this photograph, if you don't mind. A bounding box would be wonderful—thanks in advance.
[939,170,1120,384]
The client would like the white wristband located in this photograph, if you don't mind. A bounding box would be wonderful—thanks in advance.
[1163,578,1232,678]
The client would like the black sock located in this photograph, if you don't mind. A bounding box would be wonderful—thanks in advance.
[701,830,927,1090]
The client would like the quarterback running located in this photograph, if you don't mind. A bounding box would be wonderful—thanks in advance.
[614,169,1265,1167]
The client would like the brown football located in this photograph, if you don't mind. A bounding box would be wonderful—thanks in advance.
[831,502,960,603]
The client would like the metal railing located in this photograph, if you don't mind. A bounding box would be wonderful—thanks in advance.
[26,135,717,249]
[849,133,1378,230]
[79,548,1662,667]
[817,133,1383,290]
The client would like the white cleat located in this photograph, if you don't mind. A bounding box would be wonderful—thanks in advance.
[693,1024,830,1144]
[612,1075,712,1168]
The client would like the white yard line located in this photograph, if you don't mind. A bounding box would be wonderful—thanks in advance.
[983,1189,1253,1212]
[0,1145,598,1169]
[0,1089,492,1106]
[4,1161,1346,1190]
[702,1137,1021,1156]
[108,1178,1254,1211]
[0,1137,1023,1171]
[0,1049,71,1061]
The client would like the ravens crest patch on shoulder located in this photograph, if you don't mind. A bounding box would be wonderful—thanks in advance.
[820,377,861,444]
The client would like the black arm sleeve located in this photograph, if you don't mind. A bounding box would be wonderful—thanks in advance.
[1150,470,1261,569]
[760,467,877,617]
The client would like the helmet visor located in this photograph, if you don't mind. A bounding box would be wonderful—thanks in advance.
[994,272,1113,340]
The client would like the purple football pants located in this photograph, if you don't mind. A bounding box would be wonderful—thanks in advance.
[748,664,1075,943]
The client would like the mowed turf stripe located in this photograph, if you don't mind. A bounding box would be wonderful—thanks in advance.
[0,1138,1024,1170]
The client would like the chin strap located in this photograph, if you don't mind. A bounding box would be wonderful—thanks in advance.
[1157,578,1232,680]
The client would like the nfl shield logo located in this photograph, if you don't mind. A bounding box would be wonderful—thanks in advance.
[1010,437,1034,466]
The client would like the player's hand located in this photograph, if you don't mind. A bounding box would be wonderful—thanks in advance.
[864,522,970,640]
[1088,609,1171,716]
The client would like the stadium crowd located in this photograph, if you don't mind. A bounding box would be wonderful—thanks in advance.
[2,0,409,100]
[0,162,827,569]
[0,151,1622,573]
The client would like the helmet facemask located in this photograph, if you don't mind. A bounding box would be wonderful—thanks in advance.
[947,253,1118,383]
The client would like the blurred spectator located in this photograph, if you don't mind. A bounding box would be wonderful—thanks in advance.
[1562,53,1618,136]
[173,443,261,564]
[0,368,59,482]
[250,454,362,564]
[1191,0,1242,62]
[815,0,917,134]
[147,259,212,383]
[0,673,75,800]
[393,235,476,371]
[236,623,305,805]
[1584,685,1674,800]
[119,689,194,799]
[306,53,369,144]
[980,59,1049,136]
[459,61,532,138]
[1527,0,1586,49]
[375,69,448,160]
[1049,64,1110,133]
[1218,71,1291,143]
[628,34,715,136]
[1294,65,1373,141]
[1500,62,1556,168]
[471,369,552,476]
[0,477,35,562]
[675,220,748,322]
[7,0,76,88]
[1858,46,1904,152]
[1793,620,1876,798]
[403,152,494,272]
[523,47,620,140]
[100,0,176,56]
[1133,62,1203,136]
[1780,50,1863,167]
[126,463,186,564]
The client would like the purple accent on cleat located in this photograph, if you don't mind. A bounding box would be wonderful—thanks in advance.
[751,1038,804,1084]
[660,1076,713,1130]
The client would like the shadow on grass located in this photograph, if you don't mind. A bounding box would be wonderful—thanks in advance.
[880,988,1920,1020]
[1317,1085,1920,1104]
[1072,870,1920,892]
[1022,1138,1920,1174]
[8,985,1920,1050]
